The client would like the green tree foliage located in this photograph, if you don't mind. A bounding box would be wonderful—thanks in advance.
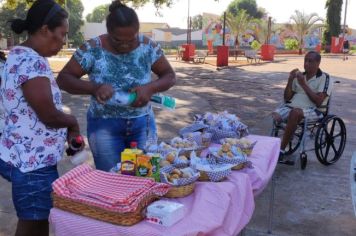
[0,0,84,47]
[251,18,279,44]
[120,0,174,8]
[0,0,27,44]
[323,0,343,46]
[284,38,299,50]
[191,14,202,30]
[86,4,109,23]
[227,0,264,19]
[67,0,84,47]
[85,0,202,23]
[225,10,254,47]
[288,10,323,54]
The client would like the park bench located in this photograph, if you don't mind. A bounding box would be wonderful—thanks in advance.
[245,49,261,63]
[192,50,207,63]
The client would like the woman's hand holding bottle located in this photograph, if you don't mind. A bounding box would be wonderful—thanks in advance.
[103,85,176,110]
[130,85,154,107]
[93,83,114,104]
[66,121,82,146]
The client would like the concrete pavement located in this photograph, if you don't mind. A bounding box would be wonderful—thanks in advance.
[0,54,355,235]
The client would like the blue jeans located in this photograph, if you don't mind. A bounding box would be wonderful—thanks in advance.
[87,113,156,171]
[148,108,157,141]
[0,159,58,220]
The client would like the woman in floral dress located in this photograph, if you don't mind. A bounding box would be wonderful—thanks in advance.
[0,1,81,235]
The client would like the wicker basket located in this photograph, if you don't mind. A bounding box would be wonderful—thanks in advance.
[232,162,245,170]
[164,182,195,198]
[198,171,210,181]
[240,147,253,156]
[198,171,227,182]
[52,193,158,226]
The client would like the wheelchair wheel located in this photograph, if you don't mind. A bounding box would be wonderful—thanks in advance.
[283,125,303,155]
[315,115,347,165]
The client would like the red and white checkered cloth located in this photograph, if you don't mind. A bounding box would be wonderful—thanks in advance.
[52,164,170,213]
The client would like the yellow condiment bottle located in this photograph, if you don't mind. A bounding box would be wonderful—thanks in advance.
[121,149,136,176]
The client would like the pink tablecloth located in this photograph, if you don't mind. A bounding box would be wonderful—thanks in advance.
[241,135,280,196]
[49,135,280,236]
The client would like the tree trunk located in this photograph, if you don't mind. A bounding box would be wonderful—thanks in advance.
[299,38,304,55]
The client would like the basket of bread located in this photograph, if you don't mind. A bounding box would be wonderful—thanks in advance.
[160,166,200,198]
[194,111,249,143]
[209,143,248,171]
[170,137,203,157]
[220,137,257,156]
[158,143,190,169]
[181,131,213,150]
[190,152,233,182]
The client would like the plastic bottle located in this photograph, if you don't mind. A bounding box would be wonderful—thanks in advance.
[106,89,176,110]
[66,136,84,156]
[106,90,137,106]
[130,141,138,149]
[66,135,89,166]
[150,94,176,110]
[121,148,136,176]
[130,141,143,155]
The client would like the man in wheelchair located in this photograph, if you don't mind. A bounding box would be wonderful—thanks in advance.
[271,51,332,164]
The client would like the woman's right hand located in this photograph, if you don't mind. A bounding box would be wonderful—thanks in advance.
[93,84,114,104]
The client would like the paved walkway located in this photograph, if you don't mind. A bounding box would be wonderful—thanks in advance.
[0,54,355,235]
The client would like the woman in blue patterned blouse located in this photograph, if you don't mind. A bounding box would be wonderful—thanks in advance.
[57,0,176,171]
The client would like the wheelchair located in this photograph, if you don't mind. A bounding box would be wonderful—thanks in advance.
[271,87,347,170]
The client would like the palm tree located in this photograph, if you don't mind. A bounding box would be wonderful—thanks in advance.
[225,10,254,50]
[250,18,279,45]
[288,10,323,54]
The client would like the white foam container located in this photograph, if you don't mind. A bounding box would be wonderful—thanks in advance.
[146,200,185,227]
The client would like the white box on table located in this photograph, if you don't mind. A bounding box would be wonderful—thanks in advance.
[146,200,185,227]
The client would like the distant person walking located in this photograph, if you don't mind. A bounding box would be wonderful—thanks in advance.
[343,40,350,61]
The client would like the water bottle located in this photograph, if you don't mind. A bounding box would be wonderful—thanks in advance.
[150,94,176,110]
[106,90,137,106]
[66,135,89,166]
[107,89,176,110]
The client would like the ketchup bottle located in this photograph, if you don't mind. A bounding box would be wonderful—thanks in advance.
[66,135,84,156]
[66,135,89,166]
